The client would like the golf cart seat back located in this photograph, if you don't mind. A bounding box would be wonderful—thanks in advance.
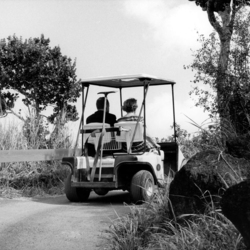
[114,121,144,153]
[82,123,121,151]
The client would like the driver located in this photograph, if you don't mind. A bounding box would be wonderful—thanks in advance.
[86,97,117,126]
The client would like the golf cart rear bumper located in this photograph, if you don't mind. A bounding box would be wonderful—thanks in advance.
[71,181,117,188]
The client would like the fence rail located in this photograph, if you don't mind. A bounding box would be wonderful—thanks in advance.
[0,149,81,163]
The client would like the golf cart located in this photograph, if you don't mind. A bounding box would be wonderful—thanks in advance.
[62,74,185,203]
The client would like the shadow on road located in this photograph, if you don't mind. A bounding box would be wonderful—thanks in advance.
[31,190,133,207]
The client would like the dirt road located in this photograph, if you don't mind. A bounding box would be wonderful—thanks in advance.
[0,191,131,250]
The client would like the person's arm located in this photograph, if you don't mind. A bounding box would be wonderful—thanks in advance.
[146,134,160,148]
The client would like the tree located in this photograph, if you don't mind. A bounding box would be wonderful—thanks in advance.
[187,7,250,138]
[0,35,81,148]
[188,0,250,120]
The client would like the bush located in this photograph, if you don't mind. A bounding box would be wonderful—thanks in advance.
[0,119,72,197]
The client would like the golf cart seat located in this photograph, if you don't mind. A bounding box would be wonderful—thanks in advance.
[114,121,144,153]
[82,123,121,151]
[82,123,112,151]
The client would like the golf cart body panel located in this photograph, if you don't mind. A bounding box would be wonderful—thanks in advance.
[62,74,185,203]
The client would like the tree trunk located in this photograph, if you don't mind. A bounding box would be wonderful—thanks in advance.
[50,103,67,148]
[207,2,236,139]
[217,37,232,120]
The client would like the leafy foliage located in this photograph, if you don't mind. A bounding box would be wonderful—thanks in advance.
[189,0,250,12]
[0,34,81,148]
[188,0,250,128]
[186,8,250,136]
[0,34,81,116]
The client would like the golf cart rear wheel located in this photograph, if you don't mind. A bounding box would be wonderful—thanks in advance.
[76,188,91,202]
[64,174,90,202]
[130,170,155,204]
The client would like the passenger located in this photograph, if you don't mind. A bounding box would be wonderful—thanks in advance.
[86,97,116,126]
[117,98,160,153]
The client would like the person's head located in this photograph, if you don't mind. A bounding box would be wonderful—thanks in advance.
[122,98,138,113]
[96,97,110,112]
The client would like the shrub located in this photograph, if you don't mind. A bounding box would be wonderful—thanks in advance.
[0,119,72,197]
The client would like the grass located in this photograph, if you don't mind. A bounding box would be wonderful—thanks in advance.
[0,119,71,198]
[104,183,247,250]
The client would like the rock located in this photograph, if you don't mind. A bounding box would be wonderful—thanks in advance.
[221,180,250,249]
[169,150,250,217]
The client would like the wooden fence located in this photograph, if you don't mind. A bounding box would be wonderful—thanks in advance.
[0,149,81,163]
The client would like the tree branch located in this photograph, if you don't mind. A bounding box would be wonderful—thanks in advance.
[229,1,238,32]
[8,109,25,122]
[207,0,223,36]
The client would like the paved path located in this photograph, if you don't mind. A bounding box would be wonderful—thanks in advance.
[0,191,131,250]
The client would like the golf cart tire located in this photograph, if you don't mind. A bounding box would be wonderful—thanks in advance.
[130,170,155,204]
[64,174,90,202]
[76,188,91,202]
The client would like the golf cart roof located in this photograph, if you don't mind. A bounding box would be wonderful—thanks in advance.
[81,74,176,88]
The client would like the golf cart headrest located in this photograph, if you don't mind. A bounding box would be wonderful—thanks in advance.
[82,123,112,150]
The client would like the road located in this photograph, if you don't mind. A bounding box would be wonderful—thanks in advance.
[0,191,132,250]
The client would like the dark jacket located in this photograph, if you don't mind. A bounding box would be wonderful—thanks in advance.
[86,110,117,126]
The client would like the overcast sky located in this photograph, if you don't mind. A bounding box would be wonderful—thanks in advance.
[0,0,214,138]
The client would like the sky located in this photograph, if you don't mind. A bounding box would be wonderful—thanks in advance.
[0,0,214,139]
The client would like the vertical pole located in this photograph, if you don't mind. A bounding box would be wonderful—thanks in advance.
[171,84,177,143]
[98,95,107,181]
[128,82,149,153]
[73,83,89,157]
[119,87,123,117]
[143,83,147,151]
[81,83,85,151]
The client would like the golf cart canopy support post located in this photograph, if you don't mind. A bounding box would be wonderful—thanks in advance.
[119,87,122,117]
[171,84,177,143]
[80,83,89,152]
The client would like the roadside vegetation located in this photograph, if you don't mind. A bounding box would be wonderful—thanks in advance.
[103,120,247,250]
[104,186,246,250]
[0,119,71,198]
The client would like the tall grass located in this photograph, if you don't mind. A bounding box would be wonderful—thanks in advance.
[104,184,246,250]
[0,119,72,198]
[0,120,28,150]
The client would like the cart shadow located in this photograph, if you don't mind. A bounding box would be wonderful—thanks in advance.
[31,190,133,206]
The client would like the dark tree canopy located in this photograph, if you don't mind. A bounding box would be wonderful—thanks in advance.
[0,34,81,122]
[189,0,250,12]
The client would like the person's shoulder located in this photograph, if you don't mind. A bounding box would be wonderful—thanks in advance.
[86,111,98,122]
[87,113,94,119]
[109,112,117,119]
